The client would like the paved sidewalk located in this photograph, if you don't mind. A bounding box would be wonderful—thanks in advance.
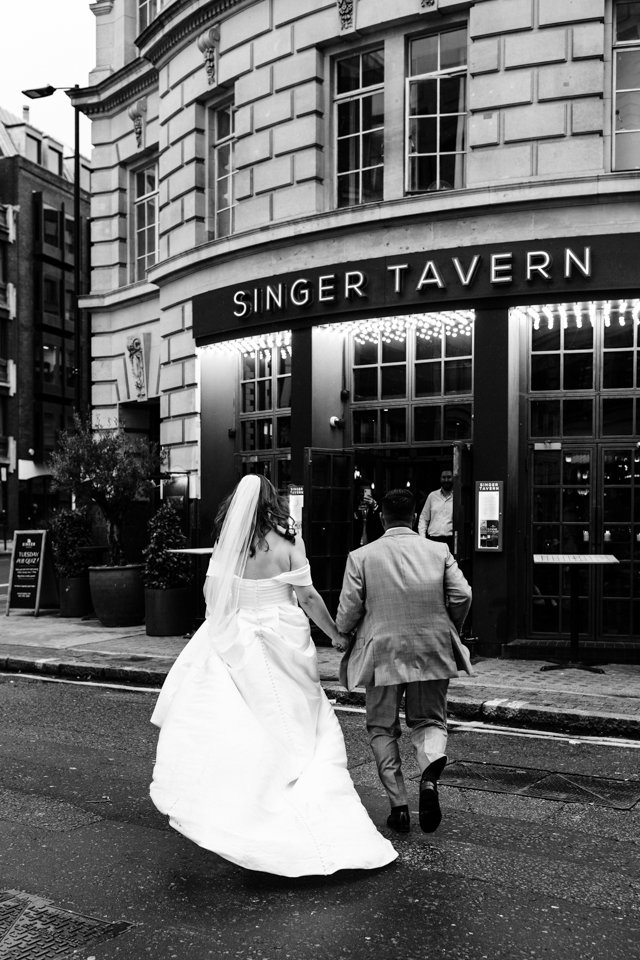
[1,609,640,738]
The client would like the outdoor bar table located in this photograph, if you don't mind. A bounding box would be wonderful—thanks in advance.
[533,554,619,674]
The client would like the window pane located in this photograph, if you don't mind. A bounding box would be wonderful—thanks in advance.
[563,353,593,389]
[410,35,438,75]
[338,135,360,174]
[615,130,640,169]
[616,49,640,90]
[416,334,442,360]
[337,172,359,207]
[531,399,561,436]
[410,78,438,116]
[445,329,472,357]
[440,28,467,70]
[440,75,466,113]
[257,419,273,450]
[217,106,232,140]
[617,3,640,42]
[414,406,441,441]
[277,416,291,448]
[533,488,560,522]
[603,352,634,388]
[534,451,561,485]
[603,397,634,434]
[409,155,437,191]
[531,355,560,390]
[415,362,441,395]
[381,365,406,399]
[217,174,231,209]
[532,323,560,351]
[337,56,360,94]
[615,90,640,130]
[563,399,593,436]
[443,403,472,439]
[604,318,634,347]
[604,487,632,522]
[257,380,272,410]
[353,410,378,444]
[338,99,359,137]
[354,339,378,365]
[444,359,471,393]
[242,383,256,412]
[362,49,384,87]
[440,152,464,189]
[381,408,406,443]
[217,208,231,237]
[409,117,437,154]
[440,115,465,153]
[277,376,291,407]
[242,354,255,379]
[362,130,384,167]
[354,367,378,401]
[563,321,593,350]
[362,167,383,202]
[362,92,384,130]
[381,338,406,363]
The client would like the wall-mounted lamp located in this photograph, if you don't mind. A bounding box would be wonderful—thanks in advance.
[329,416,345,430]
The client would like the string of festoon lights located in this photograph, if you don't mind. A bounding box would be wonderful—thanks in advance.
[319,311,474,344]
[511,299,640,330]
[197,313,476,357]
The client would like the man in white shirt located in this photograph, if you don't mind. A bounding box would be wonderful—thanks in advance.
[417,470,454,553]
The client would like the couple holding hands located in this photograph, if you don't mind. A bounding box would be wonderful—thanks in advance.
[150,475,472,877]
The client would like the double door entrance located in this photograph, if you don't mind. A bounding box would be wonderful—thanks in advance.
[530,444,640,641]
[303,445,472,614]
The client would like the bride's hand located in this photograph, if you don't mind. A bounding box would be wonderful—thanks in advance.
[332,632,349,652]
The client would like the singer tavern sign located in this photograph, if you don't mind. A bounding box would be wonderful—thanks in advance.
[193,235,639,345]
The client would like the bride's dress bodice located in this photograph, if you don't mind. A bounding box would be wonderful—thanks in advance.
[235,577,295,609]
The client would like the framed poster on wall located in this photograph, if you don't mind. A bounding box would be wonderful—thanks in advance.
[475,481,503,552]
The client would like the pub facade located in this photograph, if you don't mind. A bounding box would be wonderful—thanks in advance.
[75,0,640,659]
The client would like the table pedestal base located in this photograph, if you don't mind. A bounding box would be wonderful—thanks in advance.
[540,661,605,675]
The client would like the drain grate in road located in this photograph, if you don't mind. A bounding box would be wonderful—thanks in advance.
[0,891,129,959]
[438,761,640,809]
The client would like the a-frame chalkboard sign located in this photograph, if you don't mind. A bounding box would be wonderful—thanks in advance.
[5,530,59,617]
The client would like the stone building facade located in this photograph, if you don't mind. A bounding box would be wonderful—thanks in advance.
[75,0,640,659]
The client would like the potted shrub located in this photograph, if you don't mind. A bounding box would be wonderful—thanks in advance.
[48,414,165,627]
[143,501,192,636]
[48,506,93,617]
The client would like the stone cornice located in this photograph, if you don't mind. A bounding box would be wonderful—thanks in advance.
[137,0,244,66]
[69,61,158,117]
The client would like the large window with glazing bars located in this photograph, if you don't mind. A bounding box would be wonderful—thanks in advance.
[334,48,385,207]
[209,104,236,238]
[133,163,158,281]
[406,27,467,192]
[138,0,158,32]
[613,1,640,170]
[238,335,292,489]
[346,313,473,445]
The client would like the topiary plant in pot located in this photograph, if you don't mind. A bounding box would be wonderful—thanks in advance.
[143,501,192,636]
[48,414,165,627]
[48,506,94,617]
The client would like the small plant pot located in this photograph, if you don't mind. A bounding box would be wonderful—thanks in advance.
[145,586,192,636]
[58,575,93,618]
[88,564,145,627]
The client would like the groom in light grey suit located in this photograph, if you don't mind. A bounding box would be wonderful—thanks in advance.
[335,488,472,834]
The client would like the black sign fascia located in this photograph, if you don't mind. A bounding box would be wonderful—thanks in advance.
[193,234,640,345]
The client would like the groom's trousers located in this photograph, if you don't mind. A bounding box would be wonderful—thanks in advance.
[365,680,449,808]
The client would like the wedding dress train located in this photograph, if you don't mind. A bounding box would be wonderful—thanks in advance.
[150,564,397,877]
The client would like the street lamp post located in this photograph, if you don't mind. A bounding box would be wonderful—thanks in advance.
[21,84,83,413]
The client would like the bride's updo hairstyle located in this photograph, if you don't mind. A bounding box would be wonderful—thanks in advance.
[214,474,295,555]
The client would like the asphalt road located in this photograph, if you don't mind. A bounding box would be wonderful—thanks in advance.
[0,675,639,960]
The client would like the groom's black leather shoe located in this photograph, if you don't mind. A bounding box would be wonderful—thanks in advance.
[419,757,447,833]
[387,805,410,833]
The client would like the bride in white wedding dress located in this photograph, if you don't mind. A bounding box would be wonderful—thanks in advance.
[150,474,397,877]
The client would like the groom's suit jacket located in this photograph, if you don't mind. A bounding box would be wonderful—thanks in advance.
[335,526,472,689]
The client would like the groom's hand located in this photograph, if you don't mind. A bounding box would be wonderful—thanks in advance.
[332,633,349,652]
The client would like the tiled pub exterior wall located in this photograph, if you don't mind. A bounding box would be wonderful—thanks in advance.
[81,0,612,480]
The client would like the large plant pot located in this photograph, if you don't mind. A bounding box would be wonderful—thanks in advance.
[58,575,93,618]
[88,564,145,627]
[145,586,192,637]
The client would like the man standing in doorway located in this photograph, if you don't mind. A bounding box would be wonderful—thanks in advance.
[335,488,472,835]
[418,469,454,553]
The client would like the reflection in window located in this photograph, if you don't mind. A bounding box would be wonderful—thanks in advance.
[237,334,292,458]
[138,0,157,31]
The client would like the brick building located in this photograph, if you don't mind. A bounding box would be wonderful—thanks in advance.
[74,0,640,659]
[0,108,90,537]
